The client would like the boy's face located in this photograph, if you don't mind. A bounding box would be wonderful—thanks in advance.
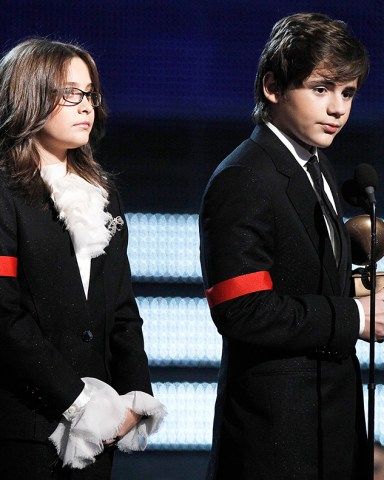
[265,69,358,150]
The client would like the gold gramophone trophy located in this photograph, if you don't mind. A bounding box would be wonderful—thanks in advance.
[345,215,384,296]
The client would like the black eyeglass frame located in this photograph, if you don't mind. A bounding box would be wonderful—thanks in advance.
[61,87,102,107]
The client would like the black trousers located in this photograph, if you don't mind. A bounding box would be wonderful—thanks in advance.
[0,440,114,480]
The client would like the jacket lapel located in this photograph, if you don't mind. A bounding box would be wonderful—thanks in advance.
[251,125,342,295]
[286,170,342,295]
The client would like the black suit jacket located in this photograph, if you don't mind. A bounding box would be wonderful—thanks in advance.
[0,175,152,441]
[199,124,367,479]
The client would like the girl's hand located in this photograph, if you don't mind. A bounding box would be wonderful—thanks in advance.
[104,409,142,446]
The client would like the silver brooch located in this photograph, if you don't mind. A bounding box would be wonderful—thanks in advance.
[107,216,124,236]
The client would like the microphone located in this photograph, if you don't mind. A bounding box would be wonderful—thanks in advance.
[342,163,378,213]
[342,178,363,208]
[346,166,380,471]
[354,163,379,206]
[342,178,371,214]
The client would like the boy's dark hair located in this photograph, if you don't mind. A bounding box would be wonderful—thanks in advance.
[253,13,369,123]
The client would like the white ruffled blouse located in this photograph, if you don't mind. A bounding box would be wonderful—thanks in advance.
[40,162,113,298]
[40,163,166,469]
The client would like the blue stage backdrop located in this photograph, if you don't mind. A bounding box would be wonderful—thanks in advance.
[1,0,383,122]
[1,1,383,479]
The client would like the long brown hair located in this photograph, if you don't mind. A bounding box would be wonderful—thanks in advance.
[0,38,109,202]
[253,13,369,123]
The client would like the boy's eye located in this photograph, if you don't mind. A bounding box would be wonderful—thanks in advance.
[314,87,326,94]
[342,91,355,99]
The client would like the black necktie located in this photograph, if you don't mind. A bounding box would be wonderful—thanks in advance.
[306,155,342,265]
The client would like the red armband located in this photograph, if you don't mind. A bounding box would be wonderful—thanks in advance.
[0,256,18,277]
[205,271,272,308]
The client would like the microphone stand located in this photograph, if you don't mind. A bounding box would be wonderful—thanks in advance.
[368,200,377,480]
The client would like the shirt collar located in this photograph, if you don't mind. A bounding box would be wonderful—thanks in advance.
[265,122,318,167]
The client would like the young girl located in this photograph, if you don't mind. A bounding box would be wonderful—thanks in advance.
[0,39,165,479]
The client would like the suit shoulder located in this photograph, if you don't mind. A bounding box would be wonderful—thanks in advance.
[201,151,273,217]
[220,139,270,171]
[207,143,280,200]
[0,172,16,205]
[0,171,11,189]
[211,124,285,180]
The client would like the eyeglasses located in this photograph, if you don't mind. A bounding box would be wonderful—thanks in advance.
[61,87,102,107]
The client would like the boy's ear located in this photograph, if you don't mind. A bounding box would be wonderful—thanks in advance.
[263,72,280,104]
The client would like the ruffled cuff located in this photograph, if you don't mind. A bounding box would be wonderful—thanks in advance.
[49,377,166,469]
[116,389,165,453]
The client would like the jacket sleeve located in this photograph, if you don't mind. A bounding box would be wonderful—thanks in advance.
[108,191,152,396]
[0,181,84,415]
[199,165,360,358]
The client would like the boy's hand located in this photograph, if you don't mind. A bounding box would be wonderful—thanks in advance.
[359,289,384,342]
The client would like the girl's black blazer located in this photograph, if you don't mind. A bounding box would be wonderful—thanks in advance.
[0,177,152,441]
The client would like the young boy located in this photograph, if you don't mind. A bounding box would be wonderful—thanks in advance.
[200,13,384,479]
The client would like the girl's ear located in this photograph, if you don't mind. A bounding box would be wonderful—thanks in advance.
[263,72,280,104]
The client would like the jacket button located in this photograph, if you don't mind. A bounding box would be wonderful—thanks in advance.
[81,330,94,342]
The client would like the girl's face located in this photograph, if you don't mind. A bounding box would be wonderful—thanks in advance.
[36,57,95,165]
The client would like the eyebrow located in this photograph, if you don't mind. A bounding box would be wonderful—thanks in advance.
[307,78,337,87]
[65,81,94,89]
[307,78,357,92]
[343,85,358,93]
